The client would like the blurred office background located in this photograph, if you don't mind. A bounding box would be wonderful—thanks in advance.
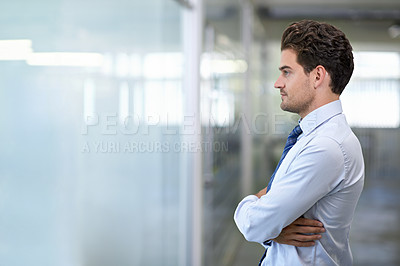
[0,0,399,265]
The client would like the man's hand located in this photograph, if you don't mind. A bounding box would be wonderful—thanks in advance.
[273,217,325,247]
[255,187,268,198]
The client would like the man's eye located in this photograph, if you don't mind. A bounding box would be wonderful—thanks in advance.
[283,70,289,76]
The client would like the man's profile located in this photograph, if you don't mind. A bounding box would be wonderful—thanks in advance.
[234,20,364,265]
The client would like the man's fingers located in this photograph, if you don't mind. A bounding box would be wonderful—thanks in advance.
[274,217,325,247]
[287,240,315,247]
[293,225,325,234]
[294,217,323,227]
[293,233,322,242]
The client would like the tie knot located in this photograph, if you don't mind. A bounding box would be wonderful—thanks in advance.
[288,125,302,139]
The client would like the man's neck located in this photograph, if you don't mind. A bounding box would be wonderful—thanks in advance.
[299,95,340,118]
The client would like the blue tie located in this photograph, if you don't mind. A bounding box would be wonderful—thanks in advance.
[266,124,303,192]
[258,125,302,266]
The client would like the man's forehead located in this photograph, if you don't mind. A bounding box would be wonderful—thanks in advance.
[279,49,299,69]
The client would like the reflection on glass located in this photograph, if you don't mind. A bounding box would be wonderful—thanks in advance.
[0,0,186,265]
[119,81,129,124]
[0,39,32,60]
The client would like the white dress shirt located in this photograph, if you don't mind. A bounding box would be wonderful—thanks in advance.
[234,100,364,266]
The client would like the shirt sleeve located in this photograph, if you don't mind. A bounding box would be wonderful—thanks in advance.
[234,136,345,243]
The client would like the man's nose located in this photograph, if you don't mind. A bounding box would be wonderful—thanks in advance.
[274,76,284,89]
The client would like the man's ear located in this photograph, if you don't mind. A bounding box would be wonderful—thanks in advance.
[313,65,327,89]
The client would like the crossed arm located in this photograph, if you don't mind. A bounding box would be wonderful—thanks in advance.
[234,137,343,245]
[255,187,325,247]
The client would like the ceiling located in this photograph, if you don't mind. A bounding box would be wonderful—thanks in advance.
[205,0,400,49]
[254,0,400,8]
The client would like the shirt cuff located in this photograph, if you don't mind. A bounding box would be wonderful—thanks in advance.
[262,239,272,248]
[243,194,259,202]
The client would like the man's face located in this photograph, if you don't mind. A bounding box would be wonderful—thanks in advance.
[274,49,315,118]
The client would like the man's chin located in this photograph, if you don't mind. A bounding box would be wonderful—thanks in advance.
[280,103,296,114]
[280,102,289,111]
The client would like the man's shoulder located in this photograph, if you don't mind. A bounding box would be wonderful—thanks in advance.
[304,115,363,167]
[300,117,355,158]
[313,114,355,144]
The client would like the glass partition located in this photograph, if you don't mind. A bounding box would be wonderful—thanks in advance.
[0,0,191,265]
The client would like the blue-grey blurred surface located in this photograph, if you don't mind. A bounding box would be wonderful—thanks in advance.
[1,0,400,265]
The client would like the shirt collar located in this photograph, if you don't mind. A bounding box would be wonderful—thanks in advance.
[299,100,343,136]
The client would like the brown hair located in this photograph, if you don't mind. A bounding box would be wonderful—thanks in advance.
[281,20,354,95]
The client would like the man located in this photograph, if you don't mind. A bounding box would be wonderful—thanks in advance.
[234,20,364,265]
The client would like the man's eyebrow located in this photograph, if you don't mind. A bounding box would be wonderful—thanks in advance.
[279,65,292,71]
